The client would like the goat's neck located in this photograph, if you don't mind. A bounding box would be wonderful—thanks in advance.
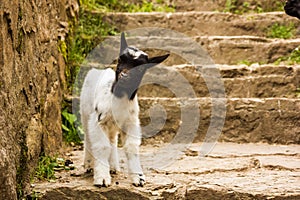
[111,79,139,101]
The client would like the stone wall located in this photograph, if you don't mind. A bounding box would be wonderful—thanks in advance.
[0,0,72,199]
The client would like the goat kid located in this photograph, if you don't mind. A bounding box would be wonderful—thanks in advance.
[80,33,169,187]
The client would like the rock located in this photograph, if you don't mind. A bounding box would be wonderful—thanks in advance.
[0,0,73,199]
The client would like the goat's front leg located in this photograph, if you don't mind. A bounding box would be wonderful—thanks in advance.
[124,123,145,186]
[88,113,112,187]
[109,133,120,174]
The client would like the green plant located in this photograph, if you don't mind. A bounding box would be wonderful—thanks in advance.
[224,0,237,13]
[266,23,296,39]
[223,0,284,14]
[35,156,57,181]
[274,47,300,65]
[128,0,175,12]
[80,0,175,13]
[27,191,41,200]
[62,109,83,145]
[238,60,253,66]
[35,155,74,181]
[65,9,117,93]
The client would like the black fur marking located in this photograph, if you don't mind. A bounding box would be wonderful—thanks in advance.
[112,33,169,100]
[284,0,300,19]
[98,113,102,122]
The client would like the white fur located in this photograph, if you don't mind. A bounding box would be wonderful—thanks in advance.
[80,68,145,187]
[127,47,148,59]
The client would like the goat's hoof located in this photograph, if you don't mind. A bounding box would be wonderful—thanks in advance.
[94,178,111,187]
[110,169,119,175]
[94,172,111,187]
[132,174,145,187]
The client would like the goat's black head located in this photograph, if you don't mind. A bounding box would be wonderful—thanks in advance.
[284,0,300,19]
[112,32,169,100]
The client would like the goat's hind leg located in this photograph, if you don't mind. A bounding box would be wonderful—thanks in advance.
[82,114,94,172]
[88,113,112,187]
[84,138,94,173]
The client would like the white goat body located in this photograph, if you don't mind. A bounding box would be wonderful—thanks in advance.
[80,68,144,187]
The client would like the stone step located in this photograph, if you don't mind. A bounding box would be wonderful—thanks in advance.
[170,0,284,12]
[126,36,300,65]
[138,97,300,145]
[103,11,300,37]
[88,34,300,65]
[34,143,300,199]
[138,64,299,98]
[77,64,299,98]
[69,95,300,144]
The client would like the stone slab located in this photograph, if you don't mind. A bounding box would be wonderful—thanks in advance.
[139,97,300,144]
[33,142,300,199]
[138,64,300,98]
[103,12,300,37]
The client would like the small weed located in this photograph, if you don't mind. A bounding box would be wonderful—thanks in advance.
[35,155,74,181]
[223,0,284,14]
[238,60,266,66]
[266,23,296,39]
[274,47,300,65]
[27,191,41,200]
[238,60,253,66]
[35,156,57,181]
[224,0,237,13]
[128,0,175,12]
[80,0,175,13]
[61,109,83,145]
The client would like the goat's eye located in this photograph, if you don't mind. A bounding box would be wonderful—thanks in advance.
[120,71,128,77]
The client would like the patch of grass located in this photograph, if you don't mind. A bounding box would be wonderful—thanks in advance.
[62,109,83,145]
[238,60,253,66]
[35,155,57,181]
[65,8,117,93]
[27,191,40,200]
[267,23,296,39]
[274,47,300,65]
[34,155,74,181]
[224,0,237,13]
[80,0,175,13]
[223,0,284,14]
[238,60,265,66]
[269,23,296,39]
[128,0,175,12]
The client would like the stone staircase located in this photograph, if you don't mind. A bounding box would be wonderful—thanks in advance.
[100,5,300,145]
[36,1,300,199]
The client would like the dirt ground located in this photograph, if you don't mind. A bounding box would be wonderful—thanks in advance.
[33,142,300,199]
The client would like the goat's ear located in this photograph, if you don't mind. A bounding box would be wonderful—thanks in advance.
[148,54,169,66]
[120,32,128,56]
